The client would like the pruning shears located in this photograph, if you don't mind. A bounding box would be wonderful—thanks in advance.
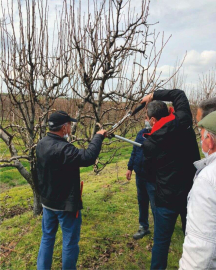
[107,102,146,136]
[107,102,147,147]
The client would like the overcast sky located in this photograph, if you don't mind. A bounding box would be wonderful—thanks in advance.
[146,0,216,86]
[1,0,215,91]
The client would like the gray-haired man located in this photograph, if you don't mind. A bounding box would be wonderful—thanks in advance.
[179,111,216,269]
[196,97,216,122]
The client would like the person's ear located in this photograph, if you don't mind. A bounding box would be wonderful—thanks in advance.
[208,134,214,150]
[67,122,71,132]
[61,124,66,134]
[152,117,157,125]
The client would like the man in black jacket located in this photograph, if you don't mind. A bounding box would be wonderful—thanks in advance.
[141,90,200,270]
[36,110,106,270]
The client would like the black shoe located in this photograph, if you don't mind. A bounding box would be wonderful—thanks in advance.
[133,226,150,240]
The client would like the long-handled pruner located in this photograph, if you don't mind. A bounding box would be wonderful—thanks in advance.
[109,133,142,147]
[107,102,146,136]
[76,180,84,218]
[107,102,146,147]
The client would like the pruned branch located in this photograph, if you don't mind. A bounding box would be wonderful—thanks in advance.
[0,155,30,163]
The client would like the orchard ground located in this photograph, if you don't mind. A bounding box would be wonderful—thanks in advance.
[0,141,188,270]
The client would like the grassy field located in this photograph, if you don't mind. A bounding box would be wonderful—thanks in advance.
[0,138,185,270]
[0,136,133,189]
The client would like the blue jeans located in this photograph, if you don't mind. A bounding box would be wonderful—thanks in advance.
[37,207,82,270]
[136,175,156,230]
[151,206,186,270]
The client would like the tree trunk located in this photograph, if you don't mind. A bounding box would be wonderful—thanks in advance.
[33,190,42,216]
[30,165,43,216]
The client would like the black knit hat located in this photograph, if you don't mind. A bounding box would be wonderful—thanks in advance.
[48,110,77,128]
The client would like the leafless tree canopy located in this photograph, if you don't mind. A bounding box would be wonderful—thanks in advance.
[191,67,216,103]
[0,0,174,214]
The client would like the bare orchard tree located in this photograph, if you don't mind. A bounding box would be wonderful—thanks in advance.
[0,0,75,214]
[164,59,187,90]
[187,66,216,105]
[64,0,173,170]
[197,66,216,100]
[0,0,174,215]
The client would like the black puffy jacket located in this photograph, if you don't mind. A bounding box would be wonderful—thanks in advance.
[36,133,104,212]
[142,89,200,210]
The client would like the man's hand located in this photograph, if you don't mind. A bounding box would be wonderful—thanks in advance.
[141,93,153,104]
[96,129,107,137]
[126,170,132,180]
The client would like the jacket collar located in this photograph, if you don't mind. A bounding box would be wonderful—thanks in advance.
[194,152,216,172]
[143,107,176,137]
[47,132,68,142]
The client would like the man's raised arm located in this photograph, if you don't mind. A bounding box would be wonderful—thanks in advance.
[141,89,192,126]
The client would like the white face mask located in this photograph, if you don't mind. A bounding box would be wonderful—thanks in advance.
[201,141,210,158]
[63,123,69,139]
[200,130,210,158]
[63,134,69,139]
[202,149,210,158]
[145,120,152,130]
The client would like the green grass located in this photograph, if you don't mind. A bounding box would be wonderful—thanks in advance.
[0,168,27,186]
[0,159,184,270]
[0,161,29,189]
[0,185,33,219]
[0,138,133,187]
[1,132,200,269]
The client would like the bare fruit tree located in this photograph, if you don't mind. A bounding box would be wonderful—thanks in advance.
[0,0,173,215]
[164,58,187,90]
[64,0,173,170]
[187,66,216,105]
[0,0,75,214]
[197,66,216,100]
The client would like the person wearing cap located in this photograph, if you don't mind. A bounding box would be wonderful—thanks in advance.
[179,111,216,269]
[36,110,107,270]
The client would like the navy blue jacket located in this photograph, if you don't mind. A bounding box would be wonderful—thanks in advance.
[128,128,152,178]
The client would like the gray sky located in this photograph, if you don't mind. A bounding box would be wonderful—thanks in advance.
[146,0,216,85]
[1,0,215,90]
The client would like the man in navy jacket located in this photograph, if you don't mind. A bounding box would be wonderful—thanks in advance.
[126,125,156,240]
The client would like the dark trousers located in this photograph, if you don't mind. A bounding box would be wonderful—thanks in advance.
[136,175,156,230]
[150,206,186,270]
